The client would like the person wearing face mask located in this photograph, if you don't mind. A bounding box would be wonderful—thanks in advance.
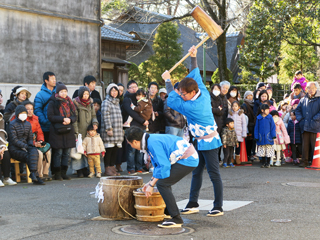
[47,82,77,180]
[270,110,290,167]
[241,91,255,161]
[8,105,44,185]
[210,84,225,135]
[72,86,98,178]
[219,81,230,126]
[226,86,239,110]
[4,87,31,122]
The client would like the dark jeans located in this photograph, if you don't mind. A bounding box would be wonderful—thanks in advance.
[290,144,302,160]
[0,151,10,179]
[157,163,195,218]
[104,146,118,167]
[302,132,317,164]
[189,147,223,208]
[126,143,143,172]
[246,139,254,157]
[52,148,71,168]
[223,146,234,164]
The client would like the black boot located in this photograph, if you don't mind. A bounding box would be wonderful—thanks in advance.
[77,169,84,178]
[54,167,63,181]
[261,157,266,168]
[61,166,71,180]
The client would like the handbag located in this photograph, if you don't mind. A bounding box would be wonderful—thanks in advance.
[277,132,284,145]
[37,142,51,154]
[53,123,72,134]
[76,134,84,154]
[70,147,82,160]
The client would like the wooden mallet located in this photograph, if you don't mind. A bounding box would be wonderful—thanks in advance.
[168,6,224,73]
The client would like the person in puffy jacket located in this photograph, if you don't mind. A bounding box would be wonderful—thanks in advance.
[295,82,320,167]
[254,104,276,168]
[164,82,186,137]
[8,105,44,185]
[0,112,17,187]
[228,101,247,164]
[287,110,302,165]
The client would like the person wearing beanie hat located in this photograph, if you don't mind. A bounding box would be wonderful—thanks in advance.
[256,82,266,90]
[47,83,77,180]
[101,83,124,176]
[72,85,98,178]
[4,87,31,122]
[55,82,67,94]
[159,88,167,101]
[8,105,45,185]
[244,91,253,100]
[72,75,102,101]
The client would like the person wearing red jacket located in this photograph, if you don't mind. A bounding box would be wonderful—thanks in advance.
[12,102,52,181]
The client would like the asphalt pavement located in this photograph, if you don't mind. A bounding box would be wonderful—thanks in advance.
[1,161,320,240]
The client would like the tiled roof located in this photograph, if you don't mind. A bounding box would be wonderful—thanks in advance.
[101,25,139,44]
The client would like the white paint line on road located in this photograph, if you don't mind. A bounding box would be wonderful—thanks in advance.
[177,199,253,211]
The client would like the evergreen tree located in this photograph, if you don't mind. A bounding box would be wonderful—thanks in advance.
[141,21,188,86]
[238,0,281,82]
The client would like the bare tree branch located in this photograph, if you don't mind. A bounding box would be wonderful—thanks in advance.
[173,0,180,16]
[202,0,220,24]
[285,38,320,47]
[211,0,222,9]
[184,0,196,9]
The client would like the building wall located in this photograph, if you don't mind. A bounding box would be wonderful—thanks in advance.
[0,0,101,85]
[101,40,127,59]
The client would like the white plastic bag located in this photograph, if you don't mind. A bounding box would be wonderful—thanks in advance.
[70,147,82,160]
[76,134,84,154]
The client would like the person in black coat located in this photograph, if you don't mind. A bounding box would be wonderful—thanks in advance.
[147,82,164,133]
[241,91,255,160]
[210,84,226,135]
[8,105,44,185]
[47,82,77,180]
[72,75,101,101]
[219,81,230,126]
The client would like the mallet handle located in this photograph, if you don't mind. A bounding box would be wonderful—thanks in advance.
[169,35,210,73]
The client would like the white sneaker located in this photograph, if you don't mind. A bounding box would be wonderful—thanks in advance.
[0,180,4,187]
[3,178,17,186]
[274,161,281,167]
[88,172,95,178]
[96,172,101,178]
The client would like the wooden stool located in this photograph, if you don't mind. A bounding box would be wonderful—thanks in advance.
[10,159,32,183]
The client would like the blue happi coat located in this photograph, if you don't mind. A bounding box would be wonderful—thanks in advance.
[147,134,199,179]
[167,68,222,151]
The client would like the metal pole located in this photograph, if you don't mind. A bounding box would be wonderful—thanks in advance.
[203,41,206,84]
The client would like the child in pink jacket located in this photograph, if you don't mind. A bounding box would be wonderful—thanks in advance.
[270,110,290,166]
[228,101,247,164]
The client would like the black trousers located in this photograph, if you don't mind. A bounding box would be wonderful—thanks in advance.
[104,146,118,167]
[223,146,234,164]
[156,163,195,218]
[0,151,11,179]
[302,132,317,164]
[246,139,254,157]
[290,144,302,160]
[9,146,39,172]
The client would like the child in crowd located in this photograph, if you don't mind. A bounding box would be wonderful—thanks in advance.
[291,70,307,91]
[283,99,299,127]
[254,104,276,168]
[93,98,102,133]
[227,101,247,164]
[82,124,105,178]
[287,110,302,165]
[123,89,153,131]
[270,110,290,166]
[278,102,288,118]
[221,118,238,168]
[290,83,305,100]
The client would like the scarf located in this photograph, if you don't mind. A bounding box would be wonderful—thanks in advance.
[55,93,76,118]
[75,96,91,107]
[244,99,254,107]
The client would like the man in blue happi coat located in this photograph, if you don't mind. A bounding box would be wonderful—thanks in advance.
[161,46,224,217]
[125,126,199,228]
